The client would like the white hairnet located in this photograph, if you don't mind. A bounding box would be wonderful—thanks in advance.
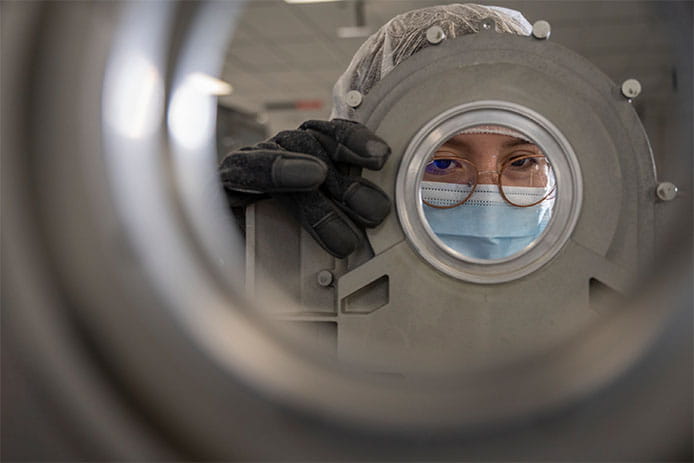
[331,4,532,119]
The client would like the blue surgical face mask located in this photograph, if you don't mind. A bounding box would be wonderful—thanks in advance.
[421,182,554,260]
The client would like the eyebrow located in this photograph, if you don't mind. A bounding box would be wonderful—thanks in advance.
[440,138,536,150]
[440,138,469,150]
[502,138,535,148]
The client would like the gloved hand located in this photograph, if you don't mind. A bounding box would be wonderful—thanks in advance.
[219,119,391,258]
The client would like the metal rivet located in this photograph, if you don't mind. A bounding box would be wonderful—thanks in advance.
[532,20,551,39]
[480,17,495,30]
[426,25,446,44]
[345,90,363,108]
[317,270,334,287]
[621,78,642,99]
[656,182,678,201]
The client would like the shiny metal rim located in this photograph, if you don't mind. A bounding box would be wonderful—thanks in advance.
[98,3,618,430]
[51,0,668,437]
[3,1,688,455]
[396,100,583,284]
[2,3,691,460]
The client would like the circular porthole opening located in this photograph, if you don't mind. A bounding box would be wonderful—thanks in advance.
[396,101,582,284]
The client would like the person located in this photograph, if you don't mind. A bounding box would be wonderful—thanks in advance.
[421,125,556,260]
[219,4,537,259]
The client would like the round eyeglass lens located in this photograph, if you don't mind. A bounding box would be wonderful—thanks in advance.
[422,156,477,208]
[419,127,557,261]
[499,154,556,207]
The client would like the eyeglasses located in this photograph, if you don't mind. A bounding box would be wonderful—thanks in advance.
[422,153,557,208]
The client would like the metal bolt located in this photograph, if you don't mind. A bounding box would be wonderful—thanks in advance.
[317,270,334,287]
[345,90,363,108]
[426,25,446,44]
[532,20,551,39]
[656,182,678,201]
[480,17,495,30]
[621,78,642,99]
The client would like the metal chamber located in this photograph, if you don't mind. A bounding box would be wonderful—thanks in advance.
[2,1,692,460]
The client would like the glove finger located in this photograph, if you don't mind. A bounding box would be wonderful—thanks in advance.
[275,191,363,259]
[301,119,391,170]
[323,175,391,227]
[219,149,327,194]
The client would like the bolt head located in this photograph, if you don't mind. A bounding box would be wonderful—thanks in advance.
[480,18,495,30]
[532,20,551,39]
[621,78,642,99]
[426,25,446,44]
[656,182,678,201]
[345,90,363,108]
[317,270,334,287]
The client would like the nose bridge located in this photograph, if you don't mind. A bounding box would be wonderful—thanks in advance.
[474,151,499,184]
[477,169,499,184]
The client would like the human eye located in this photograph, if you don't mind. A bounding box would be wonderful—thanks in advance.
[433,159,453,169]
[509,155,536,168]
[423,153,476,185]
[425,156,462,175]
[505,151,545,170]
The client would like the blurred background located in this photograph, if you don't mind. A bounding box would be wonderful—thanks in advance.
[2,0,692,461]
[221,1,686,147]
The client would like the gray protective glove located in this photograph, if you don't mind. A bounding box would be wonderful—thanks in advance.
[219,119,391,258]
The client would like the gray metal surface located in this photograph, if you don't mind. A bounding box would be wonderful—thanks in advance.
[306,29,653,373]
[249,27,661,375]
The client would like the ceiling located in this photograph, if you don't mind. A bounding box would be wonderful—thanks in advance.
[219,0,689,135]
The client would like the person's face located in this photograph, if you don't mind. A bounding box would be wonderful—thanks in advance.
[420,130,558,260]
[424,132,549,188]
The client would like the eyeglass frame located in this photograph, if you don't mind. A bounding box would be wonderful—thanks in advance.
[422,153,557,209]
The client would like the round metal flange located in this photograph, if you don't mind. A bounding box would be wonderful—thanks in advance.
[396,101,581,284]
[342,31,657,380]
[353,33,655,281]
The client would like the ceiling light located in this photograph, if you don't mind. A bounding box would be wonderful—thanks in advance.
[188,72,233,96]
